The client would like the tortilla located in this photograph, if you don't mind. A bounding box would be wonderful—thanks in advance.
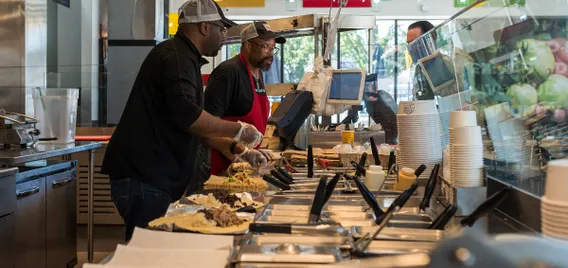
[204,175,267,191]
[148,213,251,234]
[185,193,264,210]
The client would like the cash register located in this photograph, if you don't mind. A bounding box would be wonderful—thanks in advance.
[268,69,387,150]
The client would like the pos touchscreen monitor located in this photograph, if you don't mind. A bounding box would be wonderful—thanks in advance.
[326,69,366,105]
[417,50,455,91]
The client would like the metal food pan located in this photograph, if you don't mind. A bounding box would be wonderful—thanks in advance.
[363,240,435,255]
[350,226,445,242]
[248,234,351,246]
[262,209,432,222]
[262,210,375,221]
[255,215,377,227]
[232,244,344,264]
[385,219,432,229]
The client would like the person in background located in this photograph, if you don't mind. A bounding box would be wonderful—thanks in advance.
[407,21,474,100]
[101,0,267,241]
[204,22,286,177]
[407,21,438,100]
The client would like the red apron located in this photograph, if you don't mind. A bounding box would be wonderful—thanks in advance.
[210,54,270,175]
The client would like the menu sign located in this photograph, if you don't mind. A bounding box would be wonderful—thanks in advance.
[303,0,371,8]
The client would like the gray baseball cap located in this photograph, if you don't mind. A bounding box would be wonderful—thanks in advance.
[178,0,237,28]
[241,21,286,44]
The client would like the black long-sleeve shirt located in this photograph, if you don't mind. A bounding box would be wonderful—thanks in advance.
[101,32,207,199]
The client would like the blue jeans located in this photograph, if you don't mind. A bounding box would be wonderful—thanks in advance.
[110,178,172,241]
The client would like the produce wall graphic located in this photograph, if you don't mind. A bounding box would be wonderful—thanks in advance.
[466,18,568,143]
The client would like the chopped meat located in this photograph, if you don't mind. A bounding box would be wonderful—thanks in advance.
[213,192,240,207]
[199,206,244,227]
[229,162,252,173]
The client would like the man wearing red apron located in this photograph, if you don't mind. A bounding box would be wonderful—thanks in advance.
[203,22,286,176]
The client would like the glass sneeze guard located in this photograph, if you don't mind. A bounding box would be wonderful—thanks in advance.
[385,0,568,196]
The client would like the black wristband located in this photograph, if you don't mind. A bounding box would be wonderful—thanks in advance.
[230,141,238,154]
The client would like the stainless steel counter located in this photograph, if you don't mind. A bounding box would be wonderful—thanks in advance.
[0,167,18,177]
[0,142,102,166]
[0,141,102,264]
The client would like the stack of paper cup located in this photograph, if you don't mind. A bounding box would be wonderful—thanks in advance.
[542,159,568,240]
[438,90,474,147]
[449,111,478,143]
[449,111,484,187]
[397,100,443,179]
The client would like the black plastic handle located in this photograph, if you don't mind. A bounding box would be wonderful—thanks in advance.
[387,151,396,170]
[351,161,367,177]
[420,164,440,211]
[271,170,292,185]
[38,137,58,141]
[460,186,511,227]
[355,153,368,176]
[262,174,292,190]
[249,223,292,234]
[308,145,314,178]
[323,173,341,204]
[414,164,427,177]
[348,174,385,220]
[370,137,380,166]
[428,204,458,230]
[378,182,419,223]
[309,177,328,223]
[275,167,295,182]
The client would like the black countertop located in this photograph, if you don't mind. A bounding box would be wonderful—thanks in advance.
[0,142,102,166]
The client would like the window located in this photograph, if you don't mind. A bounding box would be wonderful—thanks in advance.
[282,35,316,83]
[339,30,369,70]
[226,43,241,59]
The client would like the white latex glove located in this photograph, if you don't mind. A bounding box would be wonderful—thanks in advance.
[234,121,263,149]
[259,149,275,163]
[236,148,268,169]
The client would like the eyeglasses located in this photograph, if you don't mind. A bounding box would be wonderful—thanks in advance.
[249,41,280,54]
[209,21,227,34]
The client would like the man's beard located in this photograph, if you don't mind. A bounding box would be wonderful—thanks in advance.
[256,56,273,72]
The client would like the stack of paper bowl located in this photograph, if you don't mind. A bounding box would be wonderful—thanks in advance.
[450,125,484,187]
[397,100,443,179]
[542,159,568,240]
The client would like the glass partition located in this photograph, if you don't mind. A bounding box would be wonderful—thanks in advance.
[386,0,568,196]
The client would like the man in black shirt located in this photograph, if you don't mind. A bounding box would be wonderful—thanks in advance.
[101,0,266,241]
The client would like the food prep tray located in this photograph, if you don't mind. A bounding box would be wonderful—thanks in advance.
[231,244,344,264]
[363,241,435,255]
[256,214,431,229]
[350,226,445,242]
[255,215,377,227]
[248,234,351,246]
[261,209,432,222]
[265,197,427,214]
[262,209,375,221]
